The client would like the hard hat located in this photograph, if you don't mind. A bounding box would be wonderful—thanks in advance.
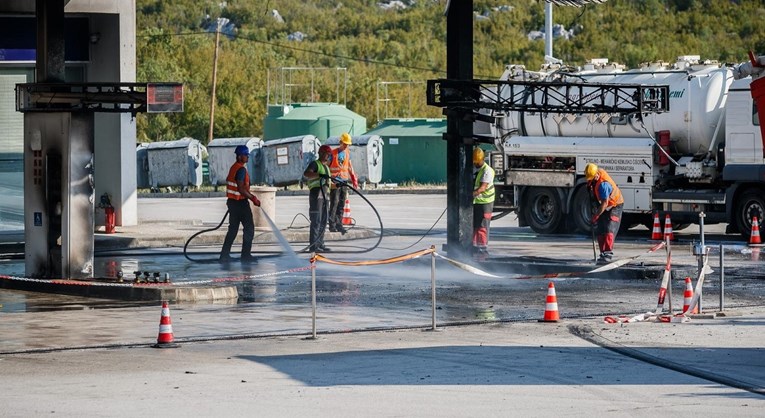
[473,148,485,165]
[318,145,332,155]
[584,163,598,180]
[339,133,352,145]
[234,145,250,156]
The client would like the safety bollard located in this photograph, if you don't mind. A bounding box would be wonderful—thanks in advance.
[719,243,725,312]
[311,253,317,340]
[665,236,673,315]
[430,246,438,331]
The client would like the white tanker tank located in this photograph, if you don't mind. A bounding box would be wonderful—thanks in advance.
[498,57,732,157]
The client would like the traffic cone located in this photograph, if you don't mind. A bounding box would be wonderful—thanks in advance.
[663,214,675,241]
[540,282,560,322]
[682,277,698,314]
[342,198,353,226]
[650,212,662,240]
[153,301,179,348]
[749,216,763,247]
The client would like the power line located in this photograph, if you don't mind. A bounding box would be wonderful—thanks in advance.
[137,30,450,76]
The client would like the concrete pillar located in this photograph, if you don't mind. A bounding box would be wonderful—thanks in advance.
[35,0,66,83]
[445,0,475,256]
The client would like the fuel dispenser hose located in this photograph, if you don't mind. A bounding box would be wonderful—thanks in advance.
[182,181,384,262]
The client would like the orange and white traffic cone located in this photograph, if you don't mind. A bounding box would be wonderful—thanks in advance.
[651,212,663,240]
[540,282,560,322]
[663,214,675,241]
[153,301,179,348]
[749,216,763,247]
[342,198,353,226]
[682,277,698,314]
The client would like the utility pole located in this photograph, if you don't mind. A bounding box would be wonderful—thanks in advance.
[208,18,222,144]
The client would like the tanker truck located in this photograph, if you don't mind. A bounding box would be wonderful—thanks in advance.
[483,53,765,238]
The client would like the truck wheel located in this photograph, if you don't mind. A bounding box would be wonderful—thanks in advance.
[735,189,765,238]
[571,186,594,234]
[522,187,563,234]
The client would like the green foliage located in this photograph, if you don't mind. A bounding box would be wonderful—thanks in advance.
[136,0,765,143]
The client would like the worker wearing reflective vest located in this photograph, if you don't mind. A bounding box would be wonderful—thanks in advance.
[303,145,333,252]
[472,148,495,256]
[220,145,261,262]
[328,133,358,234]
[585,163,624,265]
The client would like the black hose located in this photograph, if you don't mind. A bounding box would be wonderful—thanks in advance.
[315,180,384,254]
[182,180,385,260]
[183,210,230,263]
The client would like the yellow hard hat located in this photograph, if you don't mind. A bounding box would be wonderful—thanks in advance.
[473,148,485,165]
[339,133,352,145]
[584,163,599,180]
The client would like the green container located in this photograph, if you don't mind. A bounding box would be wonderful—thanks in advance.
[263,103,367,141]
[364,118,447,184]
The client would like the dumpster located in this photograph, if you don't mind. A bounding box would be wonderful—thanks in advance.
[136,143,150,189]
[324,134,383,187]
[146,137,204,192]
[262,135,320,187]
[207,137,263,187]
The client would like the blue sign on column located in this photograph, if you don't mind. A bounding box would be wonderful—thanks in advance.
[34,212,42,226]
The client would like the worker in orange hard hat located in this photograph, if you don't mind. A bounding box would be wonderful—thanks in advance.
[303,144,333,252]
[585,162,624,265]
[328,132,358,234]
[472,147,495,257]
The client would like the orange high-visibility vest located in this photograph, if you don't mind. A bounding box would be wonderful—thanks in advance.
[591,168,624,208]
[329,147,351,180]
[225,162,249,200]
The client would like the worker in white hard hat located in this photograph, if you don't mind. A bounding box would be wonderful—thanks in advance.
[328,132,358,234]
[585,162,624,265]
[472,147,495,257]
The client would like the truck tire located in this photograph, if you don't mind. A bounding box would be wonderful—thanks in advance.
[571,186,595,234]
[522,187,563,234]
[735,189,765,238]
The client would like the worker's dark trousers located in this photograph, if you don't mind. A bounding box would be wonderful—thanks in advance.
[329,186,349,230]
[309,187,329,249]
[221,198,254,257]
[596,204,623,254]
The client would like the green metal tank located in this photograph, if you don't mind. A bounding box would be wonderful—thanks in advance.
[364,118,447,184]
[263,103,367,141]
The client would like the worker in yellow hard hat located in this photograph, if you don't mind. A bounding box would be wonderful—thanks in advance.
[472,147,495,257]
[585,162,625,265]
[328,132,358,234]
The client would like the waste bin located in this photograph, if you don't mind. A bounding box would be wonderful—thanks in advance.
[324,134,383,187]
[146,137,204,192]
[262,135,320,187]
[136,143,150,189]
[251,186,278,229]
[207,137,263,187]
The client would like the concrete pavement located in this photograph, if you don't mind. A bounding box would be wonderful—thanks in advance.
[1,192,764,414]
[1,310,763,416]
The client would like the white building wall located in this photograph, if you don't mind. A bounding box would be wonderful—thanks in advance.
[68,0,138,226]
